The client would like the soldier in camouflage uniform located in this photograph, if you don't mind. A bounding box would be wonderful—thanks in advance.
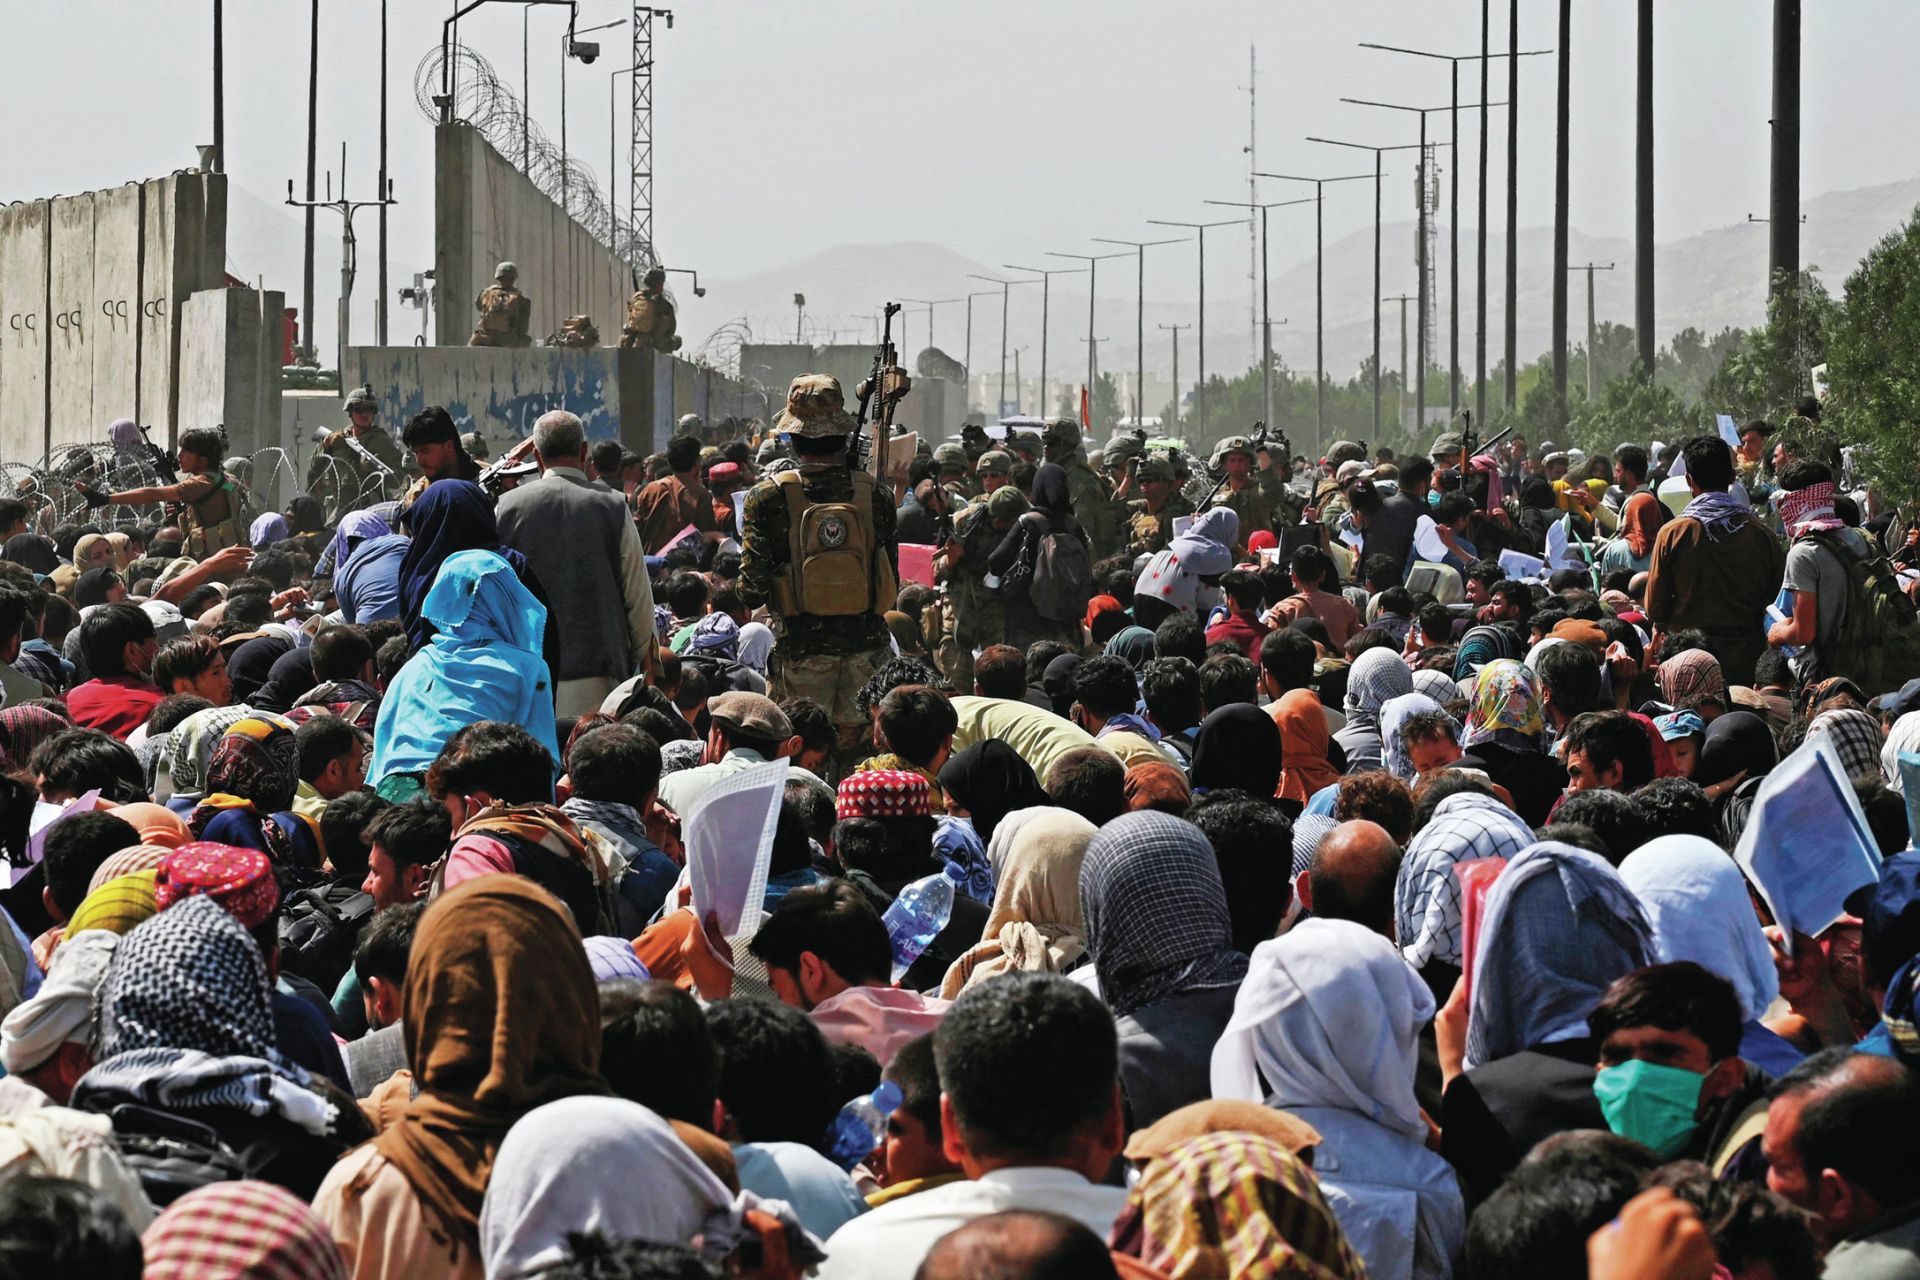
[934,442,978,505]
[738,374,899,778]
[1042,417,1125,561]
[80,426,254,560]
[972,448,1013,498]
[1205,435,1299,551]
[939,484,1029,694]
[1007,430,1043,466]
[306,385,406,508]
[621,266,683,352]
[470,262,533,348]
[1126,454,1196,558]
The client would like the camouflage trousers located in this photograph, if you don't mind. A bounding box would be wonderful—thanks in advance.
[947,602,1006,697]
[769,645,892,781]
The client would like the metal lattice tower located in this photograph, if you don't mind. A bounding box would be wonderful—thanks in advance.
[627,6,657,272]
[1419,143,1440,372]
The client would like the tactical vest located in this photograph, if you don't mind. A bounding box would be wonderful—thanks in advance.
[772,469,896,618]
[179,472,245,557]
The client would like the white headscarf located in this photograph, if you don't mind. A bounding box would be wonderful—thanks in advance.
[984,804,1058,877]
[736,621,775,674]
[1465,842,1656,1071]
[1211,918,1433,1142]
[479,1096,817,1279]
[1883,710,1920,796]
[1618,835,1779,1023]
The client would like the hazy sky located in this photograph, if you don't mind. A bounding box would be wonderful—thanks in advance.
[6,0,1916,342]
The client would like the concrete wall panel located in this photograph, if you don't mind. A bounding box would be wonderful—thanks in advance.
[92,185,142,427]
[0,203,50,462]
[181,287,284,455]
[344,345,622,455]
[48,194,96,445]
[138,176,177,445]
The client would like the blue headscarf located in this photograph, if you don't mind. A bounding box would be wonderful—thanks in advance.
[371,549,558,787]
[397,480,528,650]
[330,508,396,571]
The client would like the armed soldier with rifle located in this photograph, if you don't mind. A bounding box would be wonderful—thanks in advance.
[736,306,904,777]
[77,426,257,561]
[1202,422,1301,553]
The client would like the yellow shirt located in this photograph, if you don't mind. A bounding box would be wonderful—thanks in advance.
[950,696,1102,786]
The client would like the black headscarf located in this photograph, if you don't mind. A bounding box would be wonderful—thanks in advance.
[2,534,57,576]
[225,634,294,705]
[1519,475,1560,511]
[397,480,528,651]
[1695,710,1779,789]
[251,646,317,714]
[1190,703,1283,798]
[937,740,1051,846]
[73,568,121,610]
[285,493,327,536]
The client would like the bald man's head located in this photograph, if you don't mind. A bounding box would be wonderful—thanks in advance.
[914,1211,1119,1280]
[1309,820,1402,938]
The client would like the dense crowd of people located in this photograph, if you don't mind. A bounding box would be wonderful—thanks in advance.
[0,392,1914,1280]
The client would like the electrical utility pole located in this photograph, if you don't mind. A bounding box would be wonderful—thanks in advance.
[1243,46,1259,359]
[1506,0,1521,411]
[1569,263,1614,401]
[1047,252,1128,411]
[287,151,396,373]
[1635,0,1655,375]
[1001,268,1084,417]
[1092,237,1185,427]
[302,0,319,357]
[1147,219,1242,439]
[1552,0,1573,401]
[1206,198,1310,442]
[1159,323,1191,430]
[1769,0,1801,304]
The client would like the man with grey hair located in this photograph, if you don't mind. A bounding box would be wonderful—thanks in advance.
[496,410,657,714]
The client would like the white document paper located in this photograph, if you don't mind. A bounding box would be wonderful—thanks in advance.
[730,489,748,530]
[1733,734,1883,954]
[1498,548,1547,581]
[1717,414,1743,450]
[1170,515,1195,539]
[685,758,789,938]
[1413,514,1449,563]
[1543,518,1578,571]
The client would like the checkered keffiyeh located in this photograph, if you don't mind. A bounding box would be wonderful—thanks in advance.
[1394,791,1535,969]
[156,844,278,930]
[1809,708,1888,781]
[1080,811,1248,1018]
[142,1179,349,1280]
[836,769,931,820]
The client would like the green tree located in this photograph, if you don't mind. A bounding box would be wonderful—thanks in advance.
[1701,269,1836,429]
[1826,208,1920,499]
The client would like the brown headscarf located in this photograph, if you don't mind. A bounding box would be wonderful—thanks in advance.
[1274,690,1340,803]
[372,876,608,1250]
[1621,490,1663,559]
[1124,761,1194,815]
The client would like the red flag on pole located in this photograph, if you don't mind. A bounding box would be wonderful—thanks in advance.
[1080,384,1090,429]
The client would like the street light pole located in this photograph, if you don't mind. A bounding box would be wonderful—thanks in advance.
[1159,323,1191,430]
[1306,137,1424,439]
[1046,251,1129,420]
[901,298,961,360]
[1147,218,1243,439]
[1000,269,1084,421]
[1568,262,1615,401]
[1384,294,1415,431]
[1202,200,1308,437]
[1254,173,1369,449]
[967,274,1035,419]
[1554,0,1572,401]
[1092,237,1186,426]
[377,0,389,345]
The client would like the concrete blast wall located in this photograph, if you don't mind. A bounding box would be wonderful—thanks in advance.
[0,172,228,461]
[180,288,286,458]
[436,123,637,350]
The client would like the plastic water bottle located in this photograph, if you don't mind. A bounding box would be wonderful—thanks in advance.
[826,1081,903,1171]
[882,867,957,982]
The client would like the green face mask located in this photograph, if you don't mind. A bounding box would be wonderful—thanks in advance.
[1593,1059,1706,1158]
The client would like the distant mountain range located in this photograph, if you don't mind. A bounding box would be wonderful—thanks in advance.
[682,175,1920,386]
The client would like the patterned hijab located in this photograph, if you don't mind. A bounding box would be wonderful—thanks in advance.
[1394,790,1536,970]
[1462,659,1547,753]
[163,705,264,804]
[0,706,72,767]
[1079,811,1248,1019]
[1658,649,1726,708]
[201,718,300,815]
[1381,692,1450,783]
[1110,1132,1367,1280]
[143,1180,348,1280]
[1453,625,1517,683]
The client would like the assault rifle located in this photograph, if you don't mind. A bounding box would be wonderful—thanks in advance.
[855,302,911,479]
[476,434,540,497]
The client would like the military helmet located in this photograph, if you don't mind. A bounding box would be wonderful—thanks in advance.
[1325,439,1366,467]
[1429,431,1466,460]
[775,374,858,438]
[1211,435,1257,468]
[1136,455,1176,484]
[933,442,968,470]
[644,265,667,287]
[461,431,489,460]
[1102,434,1143,465]
[344,385,377,415]
[987,486,1030,523]
[676,413,704,438]
[495,262,518,281]
[973,449,1013,476]
[1009,430,1043,458]
[1041,417,1081,448]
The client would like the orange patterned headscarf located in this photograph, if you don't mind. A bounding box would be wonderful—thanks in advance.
[1110,1132,1367,1280]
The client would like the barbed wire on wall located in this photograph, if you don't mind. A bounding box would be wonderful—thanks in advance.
[415,45,656,277]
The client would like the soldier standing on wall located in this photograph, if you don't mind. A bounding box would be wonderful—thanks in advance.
[306,386,406,500]
[737,375,899,779]
[78,426,255,562]
[621,266,683,353]
[471,262,534,348]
